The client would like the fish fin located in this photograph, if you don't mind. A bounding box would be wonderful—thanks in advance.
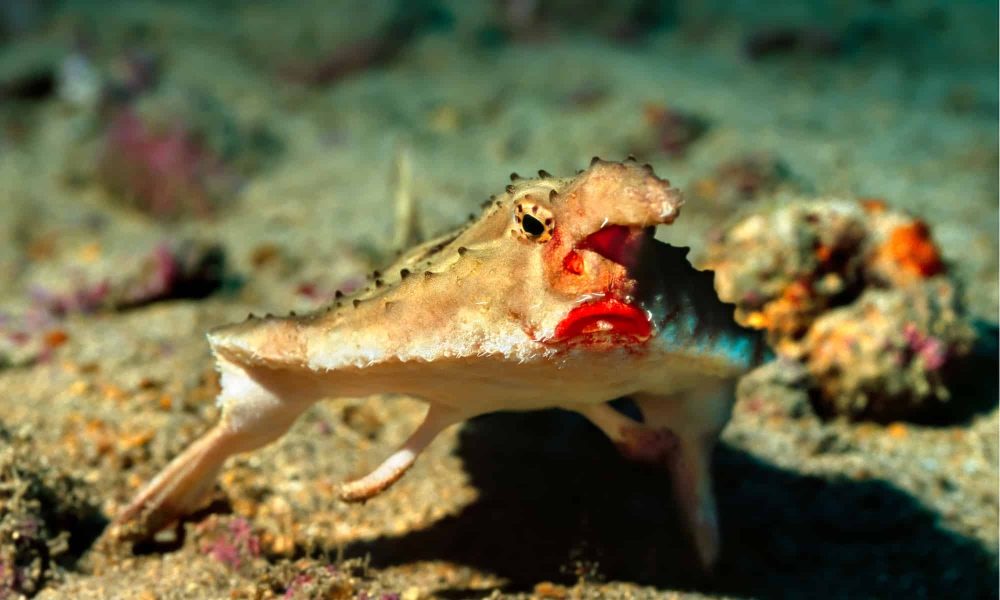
[339,403,468,502]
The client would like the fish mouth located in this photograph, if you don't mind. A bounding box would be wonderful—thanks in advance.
[551,298,652,344]
[548,224,656,345]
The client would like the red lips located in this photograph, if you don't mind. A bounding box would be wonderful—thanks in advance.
[548,225,653,345]
[551,298,652,343]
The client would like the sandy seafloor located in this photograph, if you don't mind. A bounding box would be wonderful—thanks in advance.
[0,1,997,598]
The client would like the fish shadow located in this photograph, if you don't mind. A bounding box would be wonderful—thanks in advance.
[342,409,998,599]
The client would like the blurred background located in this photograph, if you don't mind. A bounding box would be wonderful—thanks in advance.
[0,1,996,599]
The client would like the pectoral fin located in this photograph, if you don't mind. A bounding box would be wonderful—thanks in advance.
[339,403,468,502]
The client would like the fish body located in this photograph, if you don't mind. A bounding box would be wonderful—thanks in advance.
[116,159,768,568]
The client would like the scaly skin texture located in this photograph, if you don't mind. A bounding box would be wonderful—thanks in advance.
[114,159,768,569]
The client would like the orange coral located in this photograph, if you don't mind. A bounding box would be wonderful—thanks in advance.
[884,221,944,278]
[756,279,818,339]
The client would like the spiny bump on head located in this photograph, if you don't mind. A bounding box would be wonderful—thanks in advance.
[353,299,361,308]
[400,268,411,279]
[538,169,551,178]
[626,153,637,162]
[334,290,343,299]
[457,246,468,256]
[506,184,516,194]
[510,172,521,181]
[549,189,559,201]
[590,155,602,166]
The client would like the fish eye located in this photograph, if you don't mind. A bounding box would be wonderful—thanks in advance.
[522,214,545,237]
[513,199,554,243]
